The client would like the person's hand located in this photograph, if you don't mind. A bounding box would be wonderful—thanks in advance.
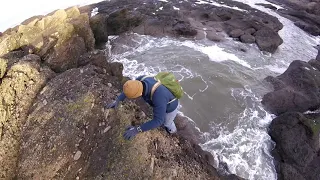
[123,126,140,140]
[105,100,119,109]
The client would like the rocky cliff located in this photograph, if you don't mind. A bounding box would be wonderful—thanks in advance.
[262,49,320,180]
[0,5,245,180]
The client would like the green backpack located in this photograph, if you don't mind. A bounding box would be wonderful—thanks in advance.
[141,72,184,101]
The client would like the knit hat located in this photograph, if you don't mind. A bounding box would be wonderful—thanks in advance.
[123,80,143,99]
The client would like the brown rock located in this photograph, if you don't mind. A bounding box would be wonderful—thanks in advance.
[0,55,55,179]
[69,13,95,51]
[44,36,87,72]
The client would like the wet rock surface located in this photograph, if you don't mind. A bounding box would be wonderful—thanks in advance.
[83,0,284,53]
[267,0,320,36]
[263,53,320,180]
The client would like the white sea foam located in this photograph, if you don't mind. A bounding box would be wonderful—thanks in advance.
[91,7,99,17]
[195,0,247,12]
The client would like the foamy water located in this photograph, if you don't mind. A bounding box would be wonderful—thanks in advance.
[109,33,278,179]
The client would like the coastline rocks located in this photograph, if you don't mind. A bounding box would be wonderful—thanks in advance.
[269,112,320,180]
[262,60,320,115]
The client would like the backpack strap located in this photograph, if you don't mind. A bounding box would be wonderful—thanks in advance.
[141,76,176,104]
[150,81,161,100]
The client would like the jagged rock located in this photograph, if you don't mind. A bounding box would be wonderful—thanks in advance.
[254,27,283,53]
[16,65,220,179]
[0,7,95,72]
[0,54,55,179]
[294,21,320,36]
[240,34,255,43]
[90,13,109,44]
[262,60,320,115]
[107,8,142,35]
[269,112,320,180]
[79,50,110,71]
[172,20,197,37]
[317,48,320,61]
[44,36,87,72]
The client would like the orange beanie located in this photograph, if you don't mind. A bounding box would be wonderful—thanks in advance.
[123,80,143,99]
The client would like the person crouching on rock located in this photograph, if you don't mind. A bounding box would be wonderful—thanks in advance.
[106,75,180,140]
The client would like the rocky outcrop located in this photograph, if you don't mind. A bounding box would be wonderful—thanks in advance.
[0,4,244,180]
[0,7,95,72]
[0,53,55,179]
[262,60,320,115]
[269,112,320,180]
[87,0,283,53]
[16,65,222,179]
[267,0,320,36]
[263,53,320,180]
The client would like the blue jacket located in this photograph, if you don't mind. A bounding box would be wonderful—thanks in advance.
[117,75,179,132]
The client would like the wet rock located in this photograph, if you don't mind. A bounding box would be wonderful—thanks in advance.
[244,28,256,35]
[107,8,142,35]
[229,29,244,38]
[256,3,278,10]
[172,20,197,37]
[206,31,224,42]
[294,21,320,36]
[271,1,320,36]
[240,34,255,43]
[262,60,320,115]
[90,13,109,44]
[254,27,283,53]
[269,112,320,180]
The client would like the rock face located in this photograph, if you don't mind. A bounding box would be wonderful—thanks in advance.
[262,60,320,115]
[89,0,283,53]
[0,4,245,180]
[263,52,320,180]
[267,0,320,36]
[16,65,222,179]
[0,7,95,72]
[0,54,55,179]
[269,112,320,180]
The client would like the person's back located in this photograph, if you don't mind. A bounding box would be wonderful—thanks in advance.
[106,75,180,140]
